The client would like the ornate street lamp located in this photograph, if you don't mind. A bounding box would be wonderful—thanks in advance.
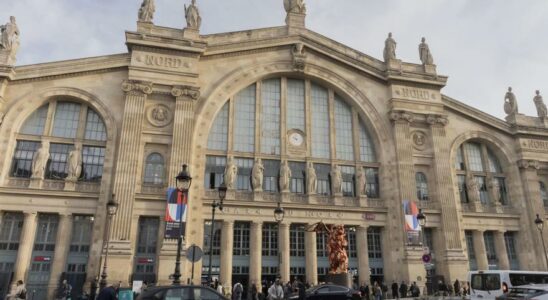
[99,195,118,290]
[207,182,226,284]
[172,164,192,285]
[535,214,548,270]
[274,202,285,279]
[416,209,429,295]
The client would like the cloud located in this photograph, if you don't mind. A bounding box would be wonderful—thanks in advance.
[2,0,547,118]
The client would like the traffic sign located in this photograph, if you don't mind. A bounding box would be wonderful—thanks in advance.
[423,247,430,255]
[186,245,203,262]
[422,254,431,263]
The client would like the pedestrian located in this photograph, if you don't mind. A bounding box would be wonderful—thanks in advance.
[89,278,98,300]
[96,282,119,300]
[399,281,407,298]
[233,282,243,300]
[8,280,27,300]
[261,281,268,300]
[410,282,420,298]
[364,284,370,300]
[381,283,388,300]
[268,279,284,300]
[59,279,73,300]
[251,281,258,300]
[454,280,460,296]
[217,282,224,295]
[373,282,382,300]
[359,283,367,300]
[391,282,398,299]
[297,280,306,300]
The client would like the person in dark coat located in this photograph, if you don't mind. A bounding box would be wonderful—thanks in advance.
[250,282,258,300]
[364,285,370,300]
[399,281,407,298]
[297,280,306,300]
[96,283,119,300]
[391,282,398,299]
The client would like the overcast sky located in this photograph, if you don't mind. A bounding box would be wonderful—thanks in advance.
[2,0,548,119]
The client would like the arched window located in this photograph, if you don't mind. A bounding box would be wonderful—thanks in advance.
[205,77,379,197]
[540,181,548,207]
[11,100,107,182]
[416,172,429,201]
[454,141,507,205]
[143,153,165,185]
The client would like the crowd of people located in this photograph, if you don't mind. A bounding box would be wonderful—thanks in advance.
[210,277,309,300]
[355,279,472,299]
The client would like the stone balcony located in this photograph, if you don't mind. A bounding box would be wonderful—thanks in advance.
[6,177,101,193]
[461,202,515,214]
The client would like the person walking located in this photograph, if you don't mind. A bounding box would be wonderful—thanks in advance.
[410,282,420,298]
[297,280,306,300]
[453,280,461,296]
[59,279,72,300]
[373,282,382,300]
[9,280,27,300]
[268,280,284,300]
[250,281,258,300]
[217,282,224,295]
[391,282,398,299]
[233,282,243,300]
[96,282,119,300]
[399,281,407,298]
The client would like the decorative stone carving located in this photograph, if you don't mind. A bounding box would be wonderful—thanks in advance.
[504,87,518,116]
[330,164,342,195]
[426,114,449,126]
[389,110,415,123]
[121,80,153,95]
[533,90,547,119]
[32,141,50,179]
[279,160,291,193]
[185,0,202,30]
[284,0,306,14]
[138,0,156,23]
[224,156,238,189]
[66,145,82,182]
[465,172,480,202]
[147,104,172,127]
[418,37,434,65]
[412,131,427,150]
[488,177,501,204]
[517,159,540,170]
[171,86,201,100]
[306,162,317,195]
[383,32,397,61]
[309,222,348,274]
[251,158,264,192]
[292,43,306,71]
[0,16,20,51]
[356,167,367,196]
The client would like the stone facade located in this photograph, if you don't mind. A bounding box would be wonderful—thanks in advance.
[0,2,547,299]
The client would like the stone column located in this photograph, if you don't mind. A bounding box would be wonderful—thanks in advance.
[304,228,317,285]
[250,222,263,290]
[279,223,291,282]
[47,214,73,299]
[494,231,510,270]
[356,226,370,286]
[11,212,38,284]
[220,221,234,288]
[472,230,489,270]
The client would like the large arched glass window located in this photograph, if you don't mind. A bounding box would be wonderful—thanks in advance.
[540,181,548,207]
[205,77,379,197]
[454,141,507,205]
[11,100,107,182]
[143,153,165,185]
[416,172,429,201]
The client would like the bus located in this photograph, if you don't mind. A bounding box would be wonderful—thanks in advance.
[468,270,548,299]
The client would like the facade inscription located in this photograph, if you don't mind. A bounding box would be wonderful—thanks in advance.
[395,87,436,101]
[135,54,191,69]
[521,139,548,150]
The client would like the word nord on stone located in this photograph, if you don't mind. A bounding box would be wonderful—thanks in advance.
[144,55,184,69]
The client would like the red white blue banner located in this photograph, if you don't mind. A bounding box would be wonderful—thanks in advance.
[164,188,188,239]
[402,200,421,245]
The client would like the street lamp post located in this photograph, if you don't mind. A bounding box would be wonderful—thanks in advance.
[535,214,548,270]
[416,209,428,295]
[274,201,285,279]
[172,164,192,285]
[207,183,227,284]
[99,195,119,290]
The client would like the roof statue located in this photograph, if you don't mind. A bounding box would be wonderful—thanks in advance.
[418,37,434,65]
[284,0,306,14]
[185,0,202,30]
[383,32,397,61]
[534,90,547,119]
[504,87,518,116]
[0,16,20,64]
[138,0,156,23]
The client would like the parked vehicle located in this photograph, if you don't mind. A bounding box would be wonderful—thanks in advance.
[289,284,361,300]
[495,284,548,300]
[136,285,228,300]
[469,271,548,299]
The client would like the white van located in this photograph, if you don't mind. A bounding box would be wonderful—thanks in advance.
[468,271,548,299]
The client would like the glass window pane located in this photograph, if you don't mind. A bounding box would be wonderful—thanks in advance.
[541,182,548,207]
[455,146,465,171]
[476,176,490,204]
[367,227,382,259]
[20,105,49,136]
[289,161,305,194]
[47,143,73,180]
[458,175,469,203]
[11,141,40,178]
[84,109,107,141]
[263,160,280,193]
[496,177,508,205]
[314,163,331,196]
[359,121,376,162]
[235,158,253,191]
[465,231,477,271]
[143,153,165,185]
[311,84,330,159]
[365,168,379,198]
[233,85,256,153]
[483,231,498,267]
[504,232,519,269]
[82,146,105,182]
[262,223,278,256]
[204,156,226,189]
[261,79,281,155]
[340,166,355,197]
[52,102,81,138]
[464,143,484,172]
[136,218,159,254]
[286,79,305,132]
[334,96,354,161]
[233,222,250,256]
[488,150,502,173]
[415,172,429,201]
[203,220,222,256]
[290,224,305,257]
[207,102,229,151]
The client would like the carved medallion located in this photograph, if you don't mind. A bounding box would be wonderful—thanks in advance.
[412,131,428,150]
[147,104,172,127]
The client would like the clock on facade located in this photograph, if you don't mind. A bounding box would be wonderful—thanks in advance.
[289,131,304,147]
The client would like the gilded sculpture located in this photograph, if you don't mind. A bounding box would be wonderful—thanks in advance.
[309,222,349,274]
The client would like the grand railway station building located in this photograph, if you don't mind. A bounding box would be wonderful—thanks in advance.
[1,1,548,299]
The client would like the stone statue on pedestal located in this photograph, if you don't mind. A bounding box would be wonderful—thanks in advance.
[418,37,434,65]
[306,162,317,195]
[185,0,202,30]
[504,87,518,116]
[488,177,501,204]
[279,160,291,192]
[284,0,306,14]
[466,173,480,202]
[357,167,367,196]
[138,0,156,23]
[32,141,50,179]
[0,16,20,51]
[534,90,547,119]
[224,156,237,189]
[66,145,82,182]
[251,158,264,191]
[383,32,397,61]
[330,165,342,195]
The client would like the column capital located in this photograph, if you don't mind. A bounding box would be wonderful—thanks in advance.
[426,114,449,127]
[389,110,415,123]
[518,159,540,170]
[171,85,200,100]
[121,80,153,95]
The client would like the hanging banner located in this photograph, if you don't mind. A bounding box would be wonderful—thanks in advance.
[164,188,188,239]
[402,199,421,245]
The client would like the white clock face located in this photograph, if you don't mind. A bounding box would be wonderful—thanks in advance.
[289,132,304,146]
